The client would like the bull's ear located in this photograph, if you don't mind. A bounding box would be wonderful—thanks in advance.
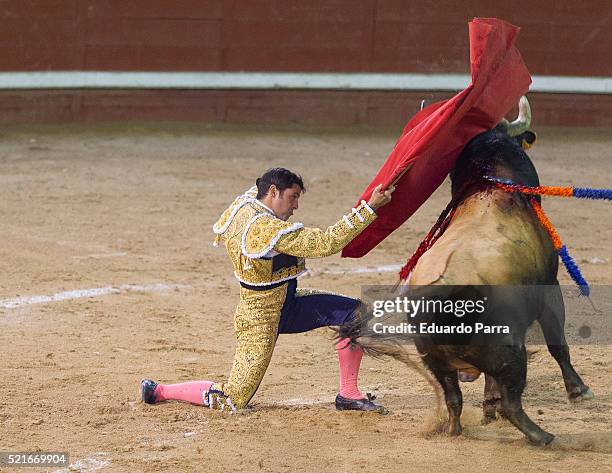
[520,131,537,150]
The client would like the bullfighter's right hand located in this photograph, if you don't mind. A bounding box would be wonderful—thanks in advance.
[368,184,395,210]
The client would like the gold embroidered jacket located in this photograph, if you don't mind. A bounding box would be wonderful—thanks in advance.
[213,186,377,287]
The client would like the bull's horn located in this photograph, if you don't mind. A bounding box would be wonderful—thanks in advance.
[501,96,532,136]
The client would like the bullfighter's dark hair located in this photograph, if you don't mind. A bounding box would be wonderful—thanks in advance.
[450,129,541,203]
[256,168,305,199]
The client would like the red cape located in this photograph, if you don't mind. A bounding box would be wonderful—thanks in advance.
[342,18,531,258]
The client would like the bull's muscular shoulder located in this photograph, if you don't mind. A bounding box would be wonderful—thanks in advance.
[411,196,556,285]
[411,238,512,286]
[411,239,464,285]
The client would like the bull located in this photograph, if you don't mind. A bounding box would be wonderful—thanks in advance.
[342,97,593,445]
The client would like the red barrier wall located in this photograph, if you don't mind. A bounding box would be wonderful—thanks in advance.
[1,89,608,128]
[1,1,610,126]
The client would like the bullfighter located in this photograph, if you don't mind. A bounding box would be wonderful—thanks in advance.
[141,168,394,412]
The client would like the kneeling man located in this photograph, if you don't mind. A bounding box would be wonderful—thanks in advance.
[142,168,394,412]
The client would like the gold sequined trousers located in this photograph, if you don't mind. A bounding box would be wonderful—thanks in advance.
[221,284,289,408]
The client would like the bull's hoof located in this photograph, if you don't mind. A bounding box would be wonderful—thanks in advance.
[446,421,462,436]
[569,387,594,402]
[528,432,555,446]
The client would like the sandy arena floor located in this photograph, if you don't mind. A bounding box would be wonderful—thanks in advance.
[1,123,611,472]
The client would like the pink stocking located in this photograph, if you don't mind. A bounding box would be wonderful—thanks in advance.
[336,338,365,399]
[155,380,214,405]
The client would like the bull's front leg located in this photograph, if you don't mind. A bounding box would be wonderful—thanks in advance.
[538,284,594,402]
[494,347,555,445]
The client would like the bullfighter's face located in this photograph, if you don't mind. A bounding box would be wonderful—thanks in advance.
[269,183,301,221]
